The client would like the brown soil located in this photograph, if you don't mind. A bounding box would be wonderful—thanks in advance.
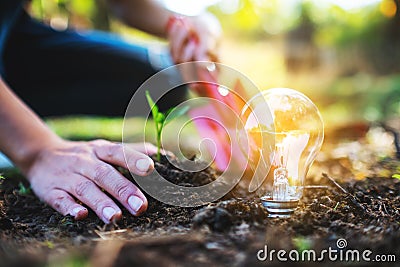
[0,132,400,267]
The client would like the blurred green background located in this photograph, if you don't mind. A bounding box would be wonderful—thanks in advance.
[27,0,400,140]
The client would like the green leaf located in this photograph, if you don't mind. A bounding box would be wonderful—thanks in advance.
[293,236,313,253]
[156,113,165,123]
[164,106,190,125]
[165,107,175,118]
[18,182,31,195]
[145,91,159,119]
[392,174,400,180]
[0,174,4,180]
[45,240,55,249]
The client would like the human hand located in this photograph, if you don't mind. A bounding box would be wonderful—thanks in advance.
[166,13,221,64]
[24,138,157,224]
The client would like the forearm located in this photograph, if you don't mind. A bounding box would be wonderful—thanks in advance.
[108,0,174,37]
[0,78,60,174]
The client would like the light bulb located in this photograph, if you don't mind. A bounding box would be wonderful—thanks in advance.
[237,88,324,217]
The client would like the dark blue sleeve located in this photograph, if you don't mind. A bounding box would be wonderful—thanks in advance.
[0,0,23,75]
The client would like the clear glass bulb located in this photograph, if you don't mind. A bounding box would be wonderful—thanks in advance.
[237,88,324,217]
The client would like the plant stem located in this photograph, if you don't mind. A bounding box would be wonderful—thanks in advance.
[152,114,161,161]
[156,130,161,161]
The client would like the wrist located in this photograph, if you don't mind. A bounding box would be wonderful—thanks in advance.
[15,133,63,176]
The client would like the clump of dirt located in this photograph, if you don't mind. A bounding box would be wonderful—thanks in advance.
[150,154,217,186]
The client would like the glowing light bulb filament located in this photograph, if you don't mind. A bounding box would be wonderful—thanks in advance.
[273,167,289,200]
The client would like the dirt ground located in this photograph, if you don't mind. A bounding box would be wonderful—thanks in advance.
[0,125,399,267]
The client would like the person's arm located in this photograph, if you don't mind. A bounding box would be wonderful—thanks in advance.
[108,0,222,63]
[0,79,60,171]
[0,77,155,224]
[108,0,171,37]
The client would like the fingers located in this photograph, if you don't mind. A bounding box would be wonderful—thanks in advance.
[64,174,123,224]
[127,142,157,155]
[88,141,150,219]
[126,142,174,159]
[92,141,154,176]
[78,161,148,216]
[181,39,197,63]
[167,15,220,64]
[194,43,210,62]
[168,19,201,63]
[44,189,88,220]
[169,22,190,63]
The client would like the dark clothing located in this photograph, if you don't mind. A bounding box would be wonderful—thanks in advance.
[0,0,23,75]
[1,2,184,117]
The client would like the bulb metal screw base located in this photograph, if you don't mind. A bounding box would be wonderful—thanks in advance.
[261,197,299,218]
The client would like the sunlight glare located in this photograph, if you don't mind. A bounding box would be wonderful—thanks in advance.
[161,0,382,17]
[316,0,381,10]
[217,86,229,97]
[161,0,221,16]
[380,0,397,17]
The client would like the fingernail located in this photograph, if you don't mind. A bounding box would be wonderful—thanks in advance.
[128,195,144,213]
[136,158,152,172]
[71,207,86,217]
[102,207,116,222]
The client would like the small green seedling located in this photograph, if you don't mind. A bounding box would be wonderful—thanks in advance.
[333,202,340,211]
[18,182,31,195]
[0,174,4,180]
[392,174,400,180]
[293,236,313,253]
[146,91,189,161]
[44,240,55,249]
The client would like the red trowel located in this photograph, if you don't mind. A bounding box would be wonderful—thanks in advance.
[188,64,250,171]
